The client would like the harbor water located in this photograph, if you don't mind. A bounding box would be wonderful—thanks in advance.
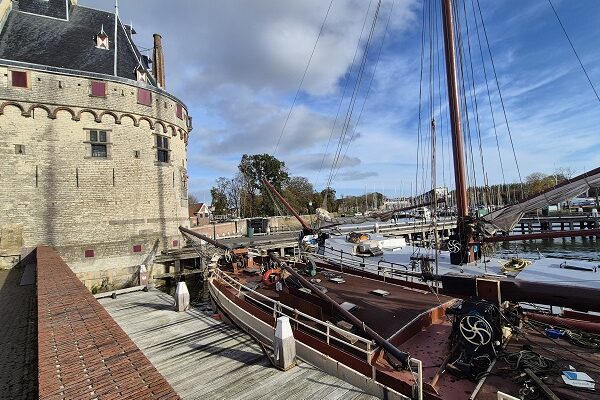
[497,237,600,261]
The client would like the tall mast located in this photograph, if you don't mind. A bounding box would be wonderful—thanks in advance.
[441,0,473,263]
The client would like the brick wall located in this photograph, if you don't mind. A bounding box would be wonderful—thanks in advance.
[0,65,190,286]
[36,245,179,399]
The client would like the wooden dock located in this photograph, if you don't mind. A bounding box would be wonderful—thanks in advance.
[99,288,377,399]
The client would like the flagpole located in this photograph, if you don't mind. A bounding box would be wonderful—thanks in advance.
[114,0,118,76]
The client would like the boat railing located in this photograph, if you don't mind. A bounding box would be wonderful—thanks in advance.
[213,268,378,363]
[318,246,415,283]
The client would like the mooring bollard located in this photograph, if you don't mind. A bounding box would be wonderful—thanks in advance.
[139,264,148,286]
[175,281,190,312]
[274,316,296,370]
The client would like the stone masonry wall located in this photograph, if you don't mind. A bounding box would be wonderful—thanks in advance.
[0,65,190,288]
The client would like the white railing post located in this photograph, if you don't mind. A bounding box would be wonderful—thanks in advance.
[410,358,423,400]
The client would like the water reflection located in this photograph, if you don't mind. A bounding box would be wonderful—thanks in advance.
[496,237,600,261]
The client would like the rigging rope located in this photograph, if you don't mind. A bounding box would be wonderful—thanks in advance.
[461,0,490,207]
[273,0,334,157]
[331,0,396,185]
[453,0,479,208]
[326,0,382,190]
[470,0,507,202]
[315,0,374,189]
[547,0,600,105]
[475,0,524,197]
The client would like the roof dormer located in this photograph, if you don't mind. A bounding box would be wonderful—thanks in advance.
[95,25,109,50]
[135,65,147,83]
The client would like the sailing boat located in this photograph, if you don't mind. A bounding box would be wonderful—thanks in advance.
[183,1,600,399]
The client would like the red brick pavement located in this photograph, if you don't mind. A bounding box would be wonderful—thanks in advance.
[36,246,179,400]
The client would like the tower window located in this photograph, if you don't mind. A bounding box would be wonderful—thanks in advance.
[91,81,106,97]
[156,135,169,163]
[137,88,152,106]
[11,71,28,88]
[176,104,183,119]
[88,130,109,158]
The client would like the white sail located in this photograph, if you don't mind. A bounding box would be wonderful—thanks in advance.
[479,167,600,235]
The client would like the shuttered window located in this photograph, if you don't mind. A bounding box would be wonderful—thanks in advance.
[137,88,152,106]
[11,71,28,88]
[91,81,106,97]
[176,103,183,119]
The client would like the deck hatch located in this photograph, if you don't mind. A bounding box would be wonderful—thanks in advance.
[369,289,390,297]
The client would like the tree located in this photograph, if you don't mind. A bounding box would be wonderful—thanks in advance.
[210,185,228,216]
[319,187,338,212]
[283,176,314,214]
[525,172,562,197]
[188,193,200,205]
[210,175,244,217]
[239,154,289,216]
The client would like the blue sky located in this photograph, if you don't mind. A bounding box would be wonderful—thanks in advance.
[83,0,600,202]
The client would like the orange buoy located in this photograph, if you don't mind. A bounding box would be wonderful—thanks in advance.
[262,269,281,287]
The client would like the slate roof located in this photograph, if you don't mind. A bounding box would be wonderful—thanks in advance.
[0,4,155,85]
[17,0,69,20]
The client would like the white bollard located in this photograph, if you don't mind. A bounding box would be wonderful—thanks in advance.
[374,222,380,233]
[274,316,296,370]
[175,281,190,312]
[139,264,148,286]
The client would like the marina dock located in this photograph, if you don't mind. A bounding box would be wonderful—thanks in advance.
[99,288,377,399]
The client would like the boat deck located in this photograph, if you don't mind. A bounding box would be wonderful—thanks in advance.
[249,266,454,339]
[478,326,600,399]
[324,235,600,289]
[99,288,378,400]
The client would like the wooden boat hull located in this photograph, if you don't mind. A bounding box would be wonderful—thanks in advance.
[208,276,414,400]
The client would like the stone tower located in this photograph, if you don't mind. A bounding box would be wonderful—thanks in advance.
[0,0,192,288]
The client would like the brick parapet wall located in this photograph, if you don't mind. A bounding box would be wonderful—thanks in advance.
[36,245,179,399]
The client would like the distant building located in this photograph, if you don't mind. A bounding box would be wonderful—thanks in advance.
[413,187,449,205]
[0,0,192,288]
[383,198,411,211]
[189,203,210,227]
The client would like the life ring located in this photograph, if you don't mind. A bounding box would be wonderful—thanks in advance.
[262,269,281,287]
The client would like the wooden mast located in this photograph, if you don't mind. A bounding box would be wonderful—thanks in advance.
[441,0,474,263]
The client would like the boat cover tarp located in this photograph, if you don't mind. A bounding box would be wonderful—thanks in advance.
[479,166,600,235]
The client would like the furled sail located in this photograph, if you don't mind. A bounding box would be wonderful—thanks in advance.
[478,166,600,235]
[316,199,444,226]
[315,208,397,225]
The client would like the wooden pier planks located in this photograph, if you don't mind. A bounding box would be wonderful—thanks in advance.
[36,246,179,400]
[99,288,377,399]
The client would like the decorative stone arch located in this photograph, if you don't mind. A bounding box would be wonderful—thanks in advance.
[0,101,26,116]
[78,109,101,123]
[99,111,121,124]
[51,106,77,120]
[27,104,54,119]
[155,120,167,133]
[168,124,177,137]
[137,116,154,130]
[120,113,137,126]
